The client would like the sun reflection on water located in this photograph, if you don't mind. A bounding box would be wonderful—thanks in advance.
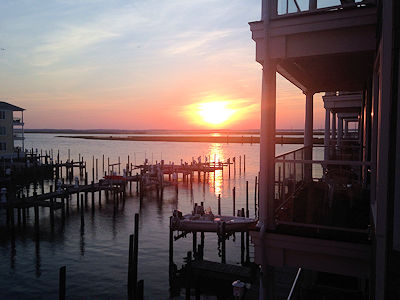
[208,143,224,196]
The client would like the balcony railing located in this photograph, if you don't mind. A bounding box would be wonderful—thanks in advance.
[13,134,25,140]
[272,0,375,18]
[13,118,24,125]
[274,145,370,240]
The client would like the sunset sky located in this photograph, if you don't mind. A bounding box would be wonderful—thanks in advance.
[0,0,326,130]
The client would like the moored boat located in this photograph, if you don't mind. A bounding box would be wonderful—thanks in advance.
[171,206,257,233]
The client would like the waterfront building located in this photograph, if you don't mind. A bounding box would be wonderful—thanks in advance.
[250,0,399,298]
[0,101,25,157]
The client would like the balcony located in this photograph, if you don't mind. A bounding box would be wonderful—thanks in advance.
[13,134,25,141]
[250,0,377,92]
[273,145,370,242]
[272,0,375,18]
[13,118,24,126]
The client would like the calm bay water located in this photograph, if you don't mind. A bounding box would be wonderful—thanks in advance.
[0,133,301,299]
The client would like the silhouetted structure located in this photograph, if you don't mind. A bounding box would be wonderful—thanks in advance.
[250,0,400,299]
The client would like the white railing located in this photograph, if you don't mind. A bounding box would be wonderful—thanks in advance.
[274,145,371,233]
[272,0,375,18]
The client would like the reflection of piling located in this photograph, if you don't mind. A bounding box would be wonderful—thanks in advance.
[169,217,174,269]
[59,266,66,300]
[80,196,84,228]
[221,222,226,264]
[232,187,236,216]
[218,194,221,215]
[34,203,39,235]
[228,158,231,178]
[246,181,250,263]
[128,213,140,300]
[185,251,192,300]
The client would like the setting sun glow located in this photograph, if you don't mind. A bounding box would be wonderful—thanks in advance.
[197,101,236,125]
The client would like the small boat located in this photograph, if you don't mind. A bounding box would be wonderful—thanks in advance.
[171,207,257,233]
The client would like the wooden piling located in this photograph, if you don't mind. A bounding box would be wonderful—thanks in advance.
[137,280,144,300]
[133,213,139,298]
[246,181,249,217]
[128,234,134,300]
[254,176,258,218]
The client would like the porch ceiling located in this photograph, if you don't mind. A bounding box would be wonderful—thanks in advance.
[278,51,374,93]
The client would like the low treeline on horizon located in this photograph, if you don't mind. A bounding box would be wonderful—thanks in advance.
[25,129,326,135]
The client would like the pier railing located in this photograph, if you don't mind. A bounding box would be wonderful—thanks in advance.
[274,145,371,239]
[270,0,376,18]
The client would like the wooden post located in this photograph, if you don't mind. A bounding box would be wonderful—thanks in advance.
[133,213,139,298]
[128,234,134,300]
[59,266,66,300]
[118,156,121,175]
[96,158,98,180]
[246,181,249,217]
[102,154,105,173]
[137,280,144,300]
[254,176,258,218]
[239,155,241,174]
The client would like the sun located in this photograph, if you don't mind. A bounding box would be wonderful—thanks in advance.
[197,101,236,125]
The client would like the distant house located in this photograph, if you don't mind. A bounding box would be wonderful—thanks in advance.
[0,102,25,157]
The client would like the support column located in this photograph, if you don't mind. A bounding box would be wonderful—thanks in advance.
[344,120,349,138]
[324,109,331,160]
[304,92,314,181]
[337,116,343,146]
[259,62,276,230]
[332,111,336,140]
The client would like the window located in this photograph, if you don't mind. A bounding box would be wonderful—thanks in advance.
[0,111,5,119]
[0,127,6,135]
[0,143,6,151]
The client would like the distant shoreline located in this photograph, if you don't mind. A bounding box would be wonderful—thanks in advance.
[26,129,325,136]
[57,135,324,144]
